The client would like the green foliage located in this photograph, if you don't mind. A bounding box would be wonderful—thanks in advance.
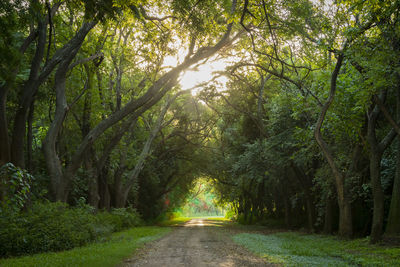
[181,178,225,217]
[0,226,170,267]
[157,216,192,226]
[0,202,142,257]
[0,163,34,212]
[96,207,142,232]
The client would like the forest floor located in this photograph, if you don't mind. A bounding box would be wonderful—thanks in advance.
[123,218,274,267]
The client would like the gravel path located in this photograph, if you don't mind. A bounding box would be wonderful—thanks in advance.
[123,219,273,267]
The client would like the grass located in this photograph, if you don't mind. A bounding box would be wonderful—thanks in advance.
[203,216,231,221]
[233,232,400,267]
[0,226,170,267]
[157,216,193,226]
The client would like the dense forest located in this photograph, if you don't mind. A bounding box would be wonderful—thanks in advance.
[1,0,400,257]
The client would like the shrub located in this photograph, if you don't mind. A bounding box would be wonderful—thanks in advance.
[0,202,142,257]
[97,207,142,232]
[0,163,33,213]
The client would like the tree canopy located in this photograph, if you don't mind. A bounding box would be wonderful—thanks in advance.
[1,0,400,245]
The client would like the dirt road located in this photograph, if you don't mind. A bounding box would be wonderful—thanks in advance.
[124,219,271,267]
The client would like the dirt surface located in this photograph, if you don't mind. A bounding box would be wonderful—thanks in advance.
[123,219,273,267]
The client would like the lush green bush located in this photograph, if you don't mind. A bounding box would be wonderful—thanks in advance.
[96,207,142,232]
[0,163,34,213]
[0,202,142,257]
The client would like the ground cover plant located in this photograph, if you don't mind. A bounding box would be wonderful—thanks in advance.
[233,232,400,266]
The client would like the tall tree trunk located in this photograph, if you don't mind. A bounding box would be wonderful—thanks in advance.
[369,151,384,243]
[42,21,96,201]
[0,88,10,166]
[26,102,34,172]
[0,17,39,166]
[386,82,400,236]
[367,92,397,243]
[12,20,96,170]
[283,196,291,228]
[11,18,48,168]
[119,94,180,207]
[324,196,334,234]
[43,58,72,201]
[87,157,100,208]
[305,193,315,232]
[98,163,111,210]
[291,164,315,231]
[314,53,353,237]
[385,137,400,235]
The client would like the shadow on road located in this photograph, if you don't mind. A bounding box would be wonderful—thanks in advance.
[183,219,229,227]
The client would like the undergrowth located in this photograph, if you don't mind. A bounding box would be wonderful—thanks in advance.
[0,226,170,267]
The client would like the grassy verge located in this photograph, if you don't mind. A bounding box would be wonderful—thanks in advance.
[157,216,193,226]
[203,216,231,221]
[0,226,170,267]
[233,232,400,266]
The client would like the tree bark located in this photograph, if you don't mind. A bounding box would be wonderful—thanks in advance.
[367,92,397,243]
[43,22,96,201]
[386,79,400,236]
[11,18,47,168]
[324,196,334,234]
[314,53,353,237]
[386,137,400,235]
[98,162,111,210]
[43,59,72,201]
[0,88,10,166]
[26,102,35,172]
[0,20,39,165]
[119,92,185,207]
[369,151,384,243]
[12,20,97,169]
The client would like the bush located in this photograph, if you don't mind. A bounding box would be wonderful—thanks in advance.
[0,163,34,213]
[97,207,142,232]
[0,202,142,257]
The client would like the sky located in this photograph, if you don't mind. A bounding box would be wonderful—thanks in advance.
[163,49,231,95]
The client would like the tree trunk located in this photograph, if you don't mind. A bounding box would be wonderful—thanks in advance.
[337,194,353,238]
[42,60,71,201]
[11,18,48,168]
[367,91,397,243]
[386,84,400,236]
[114,189,129,208]
[26,102,34,172]
[314,53,353,237]
[386,136,400,235]
[284,196,291,228]
[98,163,111,210]
[120,92,188,207]
[324,196,334,234]
[0,18,40,166]
[88,167,100,208]
[43,30,93,201]
[369,151,384,243]
[305,194,315,232]
[0,88,10,166]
